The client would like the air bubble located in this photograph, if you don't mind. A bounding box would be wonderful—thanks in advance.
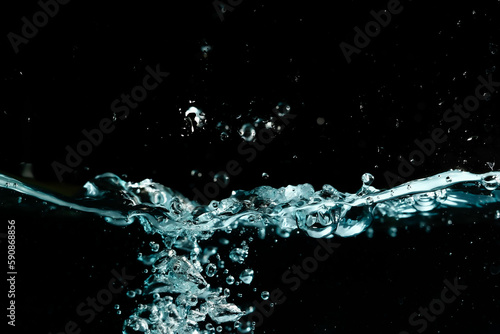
[482,175,499,190]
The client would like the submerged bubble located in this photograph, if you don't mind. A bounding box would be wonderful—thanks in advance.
[412,192,439,212]
[481,175,499,190]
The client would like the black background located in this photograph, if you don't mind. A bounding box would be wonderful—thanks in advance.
[1,0,500,333]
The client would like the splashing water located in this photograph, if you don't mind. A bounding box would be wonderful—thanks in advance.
[1,170,500,333]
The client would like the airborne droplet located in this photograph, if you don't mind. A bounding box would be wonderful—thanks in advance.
[239,123,256,142]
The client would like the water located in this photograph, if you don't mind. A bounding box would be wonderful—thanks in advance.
[1,170,500,333]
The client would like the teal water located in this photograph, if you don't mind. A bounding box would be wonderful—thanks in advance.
[1,170,499,333]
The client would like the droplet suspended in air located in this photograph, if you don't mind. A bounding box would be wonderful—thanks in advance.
[206,263,217,277]
[361,173,374,186]
[239,123,256,142]
[261,291,270,300]
[226,275,235,285]
[489,43,498,55]
[214,172,230,187]
[184,106,206,132]
[239,269,254,284]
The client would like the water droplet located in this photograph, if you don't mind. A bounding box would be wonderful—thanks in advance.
[239,123,256,142]
[262,172,269,179]
[220,131,229,141]
[239,269,254,284]
[361,173,374,186]
[126,290,136,298]
[229,247,248,264]
[184,107,206,132]
[316,117,325,125]
[226,275,235,285]
[214,172,230,186]
[388,227,397,237]
[490,262,500,275]
[261,291,270,300]
[206,263,217,277]
[275,102,291,116]
[489,43,498,55]
[201,45,212,53]
[149,241,160,252]
[412,192,439,212]
[366,227,374,238]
